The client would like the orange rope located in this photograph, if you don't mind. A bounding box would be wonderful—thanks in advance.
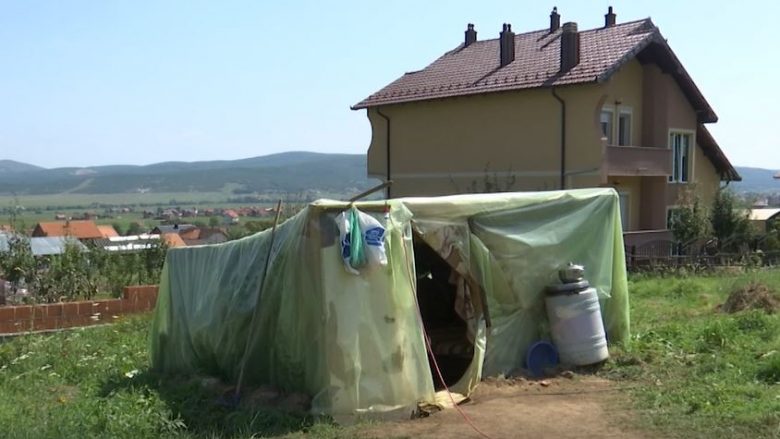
[391,214,492,439]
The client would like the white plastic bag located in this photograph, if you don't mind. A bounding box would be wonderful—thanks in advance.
[335,207,387,275]
[357,209,387,268]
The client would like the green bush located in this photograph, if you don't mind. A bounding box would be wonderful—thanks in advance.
[0,238,168,303]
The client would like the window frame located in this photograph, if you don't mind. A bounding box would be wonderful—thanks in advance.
[668,129,696,184]
[617,108,633,146]
[600,107,615,145]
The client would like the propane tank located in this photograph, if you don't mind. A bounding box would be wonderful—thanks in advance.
[545,263,609,365]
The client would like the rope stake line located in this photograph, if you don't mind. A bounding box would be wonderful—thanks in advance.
[391,214,493,439]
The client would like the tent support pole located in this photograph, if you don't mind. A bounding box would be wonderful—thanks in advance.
[349,180,393,202]
[234,199,284,401]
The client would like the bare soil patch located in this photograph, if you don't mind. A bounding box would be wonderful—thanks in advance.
[359,375,648,439]
[720,282,779,314]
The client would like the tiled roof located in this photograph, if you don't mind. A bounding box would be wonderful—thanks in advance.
[353,19,716,122]
[97,225,120,238]
[34,220,103,240]
[162,233,187,248]
[152,224,196,235]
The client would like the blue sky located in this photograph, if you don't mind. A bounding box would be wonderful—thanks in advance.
[0,1,777,169]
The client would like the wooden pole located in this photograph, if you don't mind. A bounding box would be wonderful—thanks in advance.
[349,180,393,202]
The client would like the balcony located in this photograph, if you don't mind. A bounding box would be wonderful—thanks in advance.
[605,145,672,177]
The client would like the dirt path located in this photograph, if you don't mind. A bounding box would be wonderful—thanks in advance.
[359,376,647,439]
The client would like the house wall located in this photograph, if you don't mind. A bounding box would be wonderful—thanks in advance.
[607,176,642,231]
[363,60,725,227]
[366,82,607,197]
[600,60,644,146]
[693,142,721,206]
[638,176,669,230]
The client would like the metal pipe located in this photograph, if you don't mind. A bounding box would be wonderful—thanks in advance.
[551,88,566,189]
[375,108,392,198]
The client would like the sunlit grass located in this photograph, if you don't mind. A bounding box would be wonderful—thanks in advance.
[601,268,780,438]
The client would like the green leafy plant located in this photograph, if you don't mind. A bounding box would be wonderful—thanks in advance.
[669,187,710,253]
[710,188,752,252]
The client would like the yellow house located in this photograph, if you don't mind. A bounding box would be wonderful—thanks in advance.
[352,7,740,246]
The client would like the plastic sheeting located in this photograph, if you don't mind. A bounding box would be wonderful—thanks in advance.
[149,188,629,416]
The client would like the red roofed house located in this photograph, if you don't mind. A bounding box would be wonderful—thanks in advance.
[162,233,187,248]
[32,220,104,240]
[97,225,120,238]
[352,7,740,246]
[222,209,239,225]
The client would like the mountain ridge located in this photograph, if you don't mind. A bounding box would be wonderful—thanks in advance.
[0,152,376,195]
[1,153,777,195]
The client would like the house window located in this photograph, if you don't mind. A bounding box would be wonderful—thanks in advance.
[618,192,630,230]
[600,109,614,145]
[618,111,632,146]
[669,132,692,183]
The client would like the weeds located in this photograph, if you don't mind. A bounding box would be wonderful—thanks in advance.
[2,270,779,438]
[602,269,780,438]
[0,316,345,438]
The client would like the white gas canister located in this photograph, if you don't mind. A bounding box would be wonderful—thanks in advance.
[545,264,609,366]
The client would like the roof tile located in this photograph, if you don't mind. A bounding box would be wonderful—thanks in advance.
[34,220,103,240]
[353,19,657,109]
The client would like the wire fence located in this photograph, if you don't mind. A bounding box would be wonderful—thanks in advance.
[625,238,780,272]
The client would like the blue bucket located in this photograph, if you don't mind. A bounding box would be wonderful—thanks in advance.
[526,341,559,377]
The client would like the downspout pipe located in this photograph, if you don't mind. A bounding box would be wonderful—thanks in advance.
[375,107,392,198]
[551,88,566,190]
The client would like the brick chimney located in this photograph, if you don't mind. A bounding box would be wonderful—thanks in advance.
[465,23,477,47]
[499,23,515,68]
[605,6,616,27]
[560,22,580,72]
[550,7,560,32]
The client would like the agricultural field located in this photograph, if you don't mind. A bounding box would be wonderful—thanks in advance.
[0,269,777,438]
[0,190,358,236]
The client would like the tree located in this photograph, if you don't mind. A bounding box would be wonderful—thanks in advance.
[0,236,35,293]
[710,188,752,252]
[111,222,125,236]
[42,240,98,302]
[125,222,144,236]
[208,216,220,228]
[669,188,709,253]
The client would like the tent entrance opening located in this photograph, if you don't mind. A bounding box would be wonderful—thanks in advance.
[413,237,474,390]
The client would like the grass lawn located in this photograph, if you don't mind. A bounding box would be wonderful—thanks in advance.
[0,317,349,439]
[601,269,780,438]
[0,269,778,438]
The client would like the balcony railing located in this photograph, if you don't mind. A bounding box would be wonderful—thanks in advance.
[605,145,672,177]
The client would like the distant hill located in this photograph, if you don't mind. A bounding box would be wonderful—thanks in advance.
[731,167,780,194]
[0,152,377,196]
[0,160,44,174]
[2,154,775,197]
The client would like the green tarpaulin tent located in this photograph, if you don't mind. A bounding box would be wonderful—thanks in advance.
[150,188,629,417]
